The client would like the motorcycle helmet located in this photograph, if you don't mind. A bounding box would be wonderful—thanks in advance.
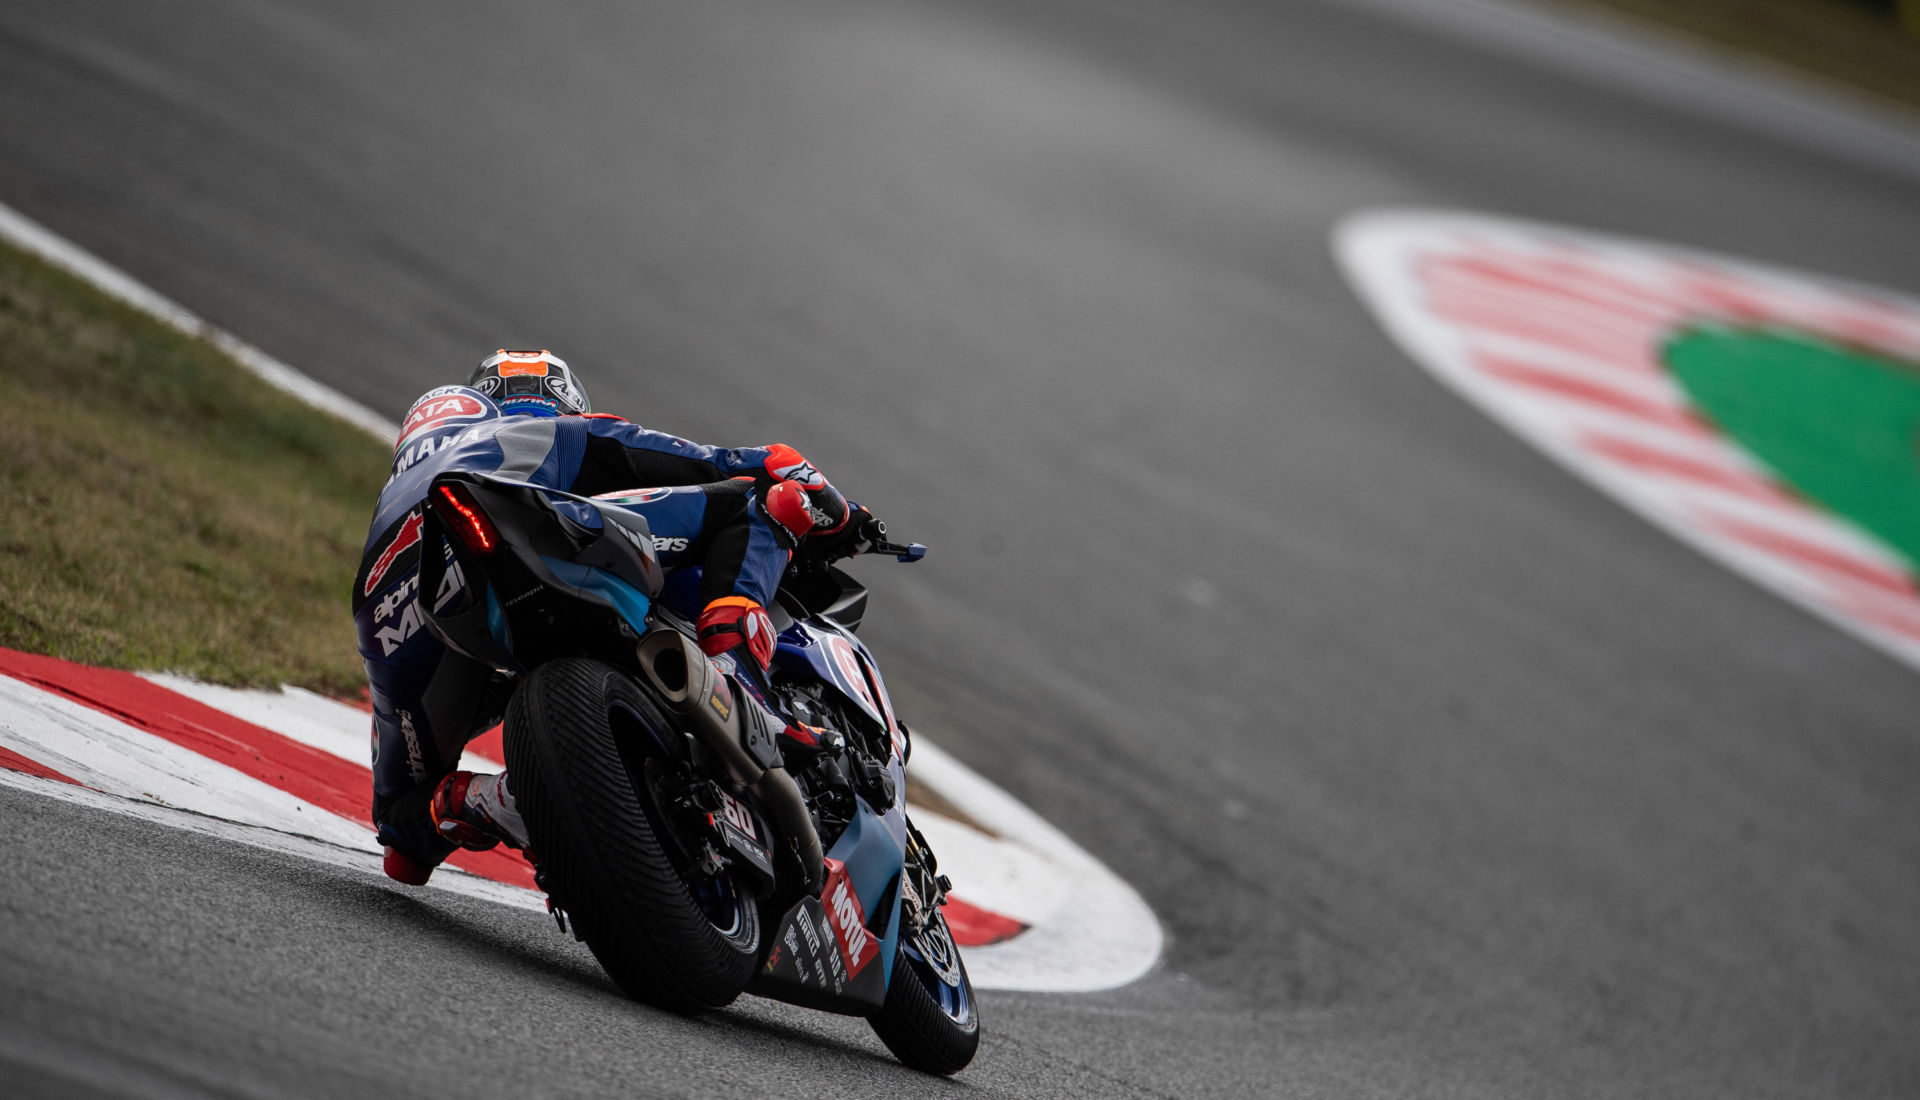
[468,348,591,417]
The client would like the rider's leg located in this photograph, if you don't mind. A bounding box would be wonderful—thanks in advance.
[429,769,528,852]
[608,480,795,670]
[359,559,512,882]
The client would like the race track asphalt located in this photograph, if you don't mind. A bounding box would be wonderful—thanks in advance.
[2,1,1918,1095]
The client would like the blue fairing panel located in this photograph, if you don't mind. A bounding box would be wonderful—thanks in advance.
[546,495,606,531]
[774,620,895,737]
[539,556,653,636]
[826,805,907,987]
[485,586,512,652]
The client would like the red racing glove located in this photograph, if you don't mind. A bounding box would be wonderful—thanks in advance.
[762,444,849,535]
[697,596,777,670]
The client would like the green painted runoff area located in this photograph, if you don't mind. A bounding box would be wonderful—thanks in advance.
[1665,325,1920,572]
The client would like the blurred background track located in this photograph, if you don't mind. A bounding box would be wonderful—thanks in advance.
[1,1,1917,1095]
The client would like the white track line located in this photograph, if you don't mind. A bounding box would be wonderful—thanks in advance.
[0,768,542,914]
[144,674,505,773]
[0,674,365,848]
[0,200,399,440]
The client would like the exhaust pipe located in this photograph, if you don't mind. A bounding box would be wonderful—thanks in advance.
[637,630,824,896]
[750,768,823,899]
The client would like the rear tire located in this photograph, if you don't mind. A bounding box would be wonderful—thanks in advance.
[504,658,759,1013]
[867,912,980,1074]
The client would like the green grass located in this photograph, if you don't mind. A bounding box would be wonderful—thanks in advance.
[1529,0,1920,117]
[0,242,390,695]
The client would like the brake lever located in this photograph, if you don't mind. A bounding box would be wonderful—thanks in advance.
[857,517,925,563]
[870,539,926,563]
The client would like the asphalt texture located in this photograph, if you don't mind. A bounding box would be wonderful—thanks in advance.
[3,1,1919,1095]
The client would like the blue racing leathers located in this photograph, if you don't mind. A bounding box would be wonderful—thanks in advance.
[350,402,847,866]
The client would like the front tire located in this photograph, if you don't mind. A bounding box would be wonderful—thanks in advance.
[867,912,980,1074]
[504,658,759,1013]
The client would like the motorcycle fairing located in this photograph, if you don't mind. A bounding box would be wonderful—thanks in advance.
[773,618,904,751]
[421,472,664,670]
[761,895,873,1007]
[751,799,906,1014]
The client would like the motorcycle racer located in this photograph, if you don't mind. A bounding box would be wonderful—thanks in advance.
[352,349,871,885]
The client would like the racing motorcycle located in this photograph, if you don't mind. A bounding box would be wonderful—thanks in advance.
[416,470,979,1075]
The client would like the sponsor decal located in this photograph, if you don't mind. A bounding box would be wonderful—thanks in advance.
[434,556,467,612]
[548,375,587,413]
[497,358,549,378]
[395,387,491,454]
[1336,210,1920,670]
[374,575,418,623]
[764,444,827,489]
[389,425,480,480]
[499,393,558,414]
[818,911,847,987]
[777,460,824,488]
[364,512,424,597]
[371,547,455,656]
[503,586,544,610]
[863,653,905,757]
[823,635,897,753]
[822,857,880,978]
[720,791,758,841]
[592,487,675,505]
[609,522,689,556]
[374,601,425,657]
[397,708,427,781]
[796,902,821,953]
[783,924,811,984]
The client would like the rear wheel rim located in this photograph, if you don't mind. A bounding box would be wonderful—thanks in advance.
[691,870,748,939]
[626,710,758,949]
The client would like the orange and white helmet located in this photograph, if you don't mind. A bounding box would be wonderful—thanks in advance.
[467,349,591,417]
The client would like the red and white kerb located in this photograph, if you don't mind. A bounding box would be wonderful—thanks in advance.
[1336,209,1920,670]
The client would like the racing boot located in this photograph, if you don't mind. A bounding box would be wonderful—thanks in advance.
[382,842,443,886]
[378,792,458,885]
[429,770,531,852]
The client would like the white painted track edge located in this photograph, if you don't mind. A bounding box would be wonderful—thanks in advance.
[0,199,401,442]
[0,768,544,914]
[907,738,1165,992]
